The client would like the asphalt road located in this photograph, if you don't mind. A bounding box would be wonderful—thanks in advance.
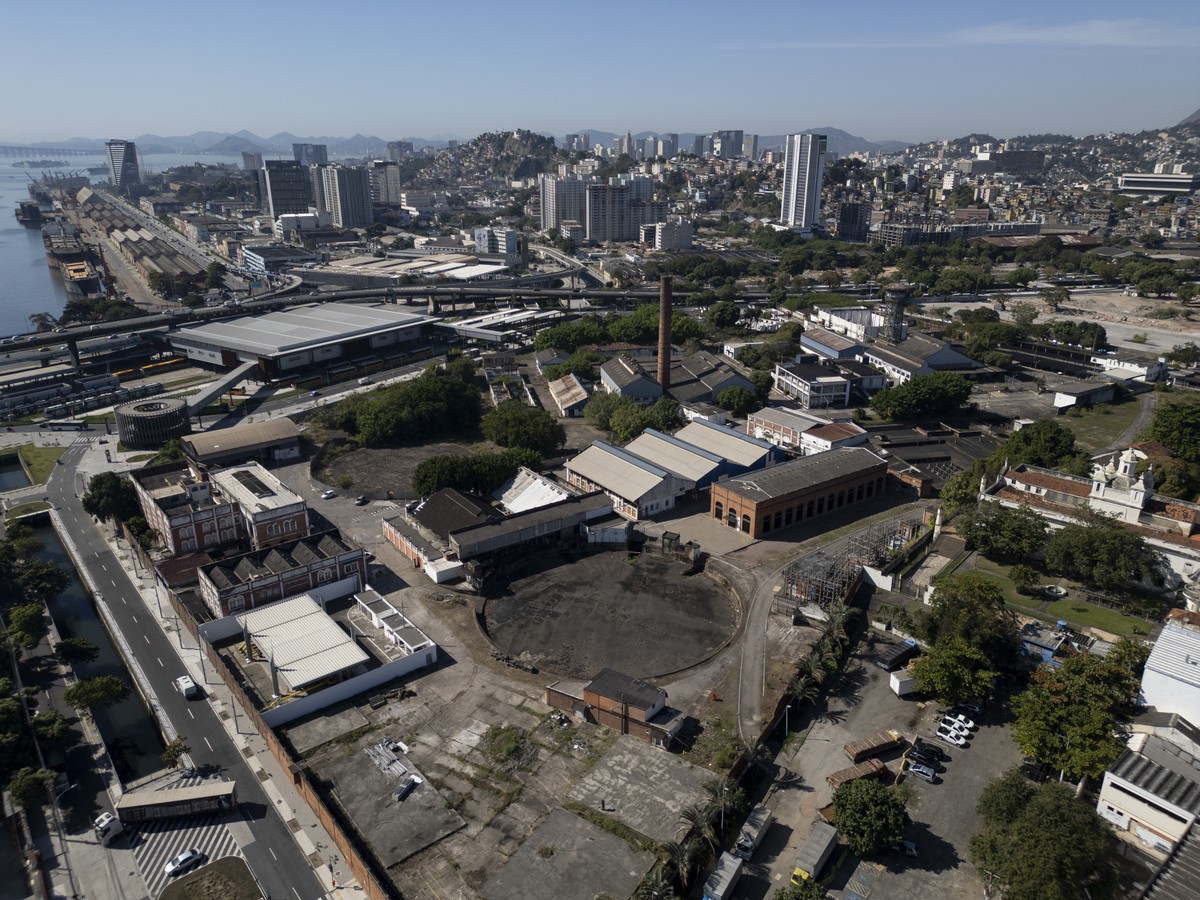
[47,444,327,900]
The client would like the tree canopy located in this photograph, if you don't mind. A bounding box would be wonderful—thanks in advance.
[870,373,972,421]
[1044,508,1163,591]
[62,675,131,720]
[1011,650,1141,781]
[958,501,1048,562]
[1144,398,1200,465]
[986,419,1090,476]
[920,572,1019,668]
[831,778,908,856]
[481,402,565,456]
[412,448,542,497]
[716,387,759,417]
[970,779,1111,900]
[910,637,997,706]
[81,472,140,523]
[328,363,481,448]
[584,394,682,442]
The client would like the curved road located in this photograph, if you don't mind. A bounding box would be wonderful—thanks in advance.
[47,444,327,900]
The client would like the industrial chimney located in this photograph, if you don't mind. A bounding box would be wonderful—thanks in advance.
[658,275,672,392]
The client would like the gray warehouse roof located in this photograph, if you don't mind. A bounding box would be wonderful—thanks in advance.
[719,447,886,502]
[182,418,300,462]
[1109,735,1200,817]
[172,302,434,358]
[586,668,664,711]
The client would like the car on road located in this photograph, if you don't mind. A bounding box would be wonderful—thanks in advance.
[888,840,919,858]
[164,849,205,878]
[175,675,200,699]
[309,390,320,397]
[908,762,937,783]
[936,726,968,747]
[321,489,336,499]
[354,495,368,506]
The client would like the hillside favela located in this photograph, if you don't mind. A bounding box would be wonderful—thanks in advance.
[1,4,1200,900]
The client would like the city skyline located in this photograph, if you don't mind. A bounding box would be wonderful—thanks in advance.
[1,1,1198,145]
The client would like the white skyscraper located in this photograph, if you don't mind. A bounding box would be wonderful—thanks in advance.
[105,139,141,191]
[320,166,373,228]
[780,133,828,230]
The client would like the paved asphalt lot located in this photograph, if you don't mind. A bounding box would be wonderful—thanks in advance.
[737,637,1022,899]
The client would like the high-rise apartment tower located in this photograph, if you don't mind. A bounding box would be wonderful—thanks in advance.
[780,133,827,230]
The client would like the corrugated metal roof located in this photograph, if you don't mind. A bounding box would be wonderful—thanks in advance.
[1145,823,1200,900]
[495,467,576,514]
[1145,624,1200,692]
[1109,739,1200,816]
[720,447,887,501]
[566,442,667,502]
[625,430,722,484]
[675,419,775,468]
[235,594,368,692]
[182,418,299,460]
[548,373,589,411]
[586,668,663,710]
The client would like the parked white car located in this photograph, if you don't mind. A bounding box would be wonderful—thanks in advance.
[943,711,976,730]
[939,717,971,736]
[936,726,967,747]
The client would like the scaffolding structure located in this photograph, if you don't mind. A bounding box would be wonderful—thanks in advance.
[847,518,919,569]
[777,552,860,616]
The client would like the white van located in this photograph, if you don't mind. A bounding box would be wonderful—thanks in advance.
[358,376,372,386]
[175,675,200,699]
[94,812,123,844]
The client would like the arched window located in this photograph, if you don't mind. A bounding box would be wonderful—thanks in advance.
[727,507,738,528]
[742,514,751,533]
[714,501,724,521]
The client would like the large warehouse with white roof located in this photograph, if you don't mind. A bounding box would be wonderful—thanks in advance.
[168,302,435,376]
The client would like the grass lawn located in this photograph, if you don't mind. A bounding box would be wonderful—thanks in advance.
[1045,598,1153,639]
[16,444,67,483]
[159,856,261,900]
[1063,400,1142,451]
[5,501,51,520]
[82,412,116,425]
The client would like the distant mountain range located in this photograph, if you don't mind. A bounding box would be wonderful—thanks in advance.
[2,127,906,158]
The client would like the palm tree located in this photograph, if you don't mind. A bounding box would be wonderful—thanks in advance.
[789,672,820,706]
[678,802,717,852]
[798,650,827,685]
[660,838,699,891]
[634,864,679,900]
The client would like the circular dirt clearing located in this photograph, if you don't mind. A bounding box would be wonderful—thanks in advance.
[484,551,736,679]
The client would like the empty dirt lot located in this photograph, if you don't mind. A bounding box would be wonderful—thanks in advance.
[484,551,739,678]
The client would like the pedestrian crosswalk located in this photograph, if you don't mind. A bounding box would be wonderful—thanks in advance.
[128,811,244,898]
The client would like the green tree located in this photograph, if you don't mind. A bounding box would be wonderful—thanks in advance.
[645,397,683,432]
[1011,652,1133,783]
[1009,564,1040,595]
[27,312,57,332]
[976,767,1034,830]
[705,301,740,329]
[986,419,1088,476]
[1009,301,1039,331]
[81,472,140,523]
[1039,285,1070,312]
[870,373,971,421]
[920,572,1018,667]
[6,767,54,809]
[204,262,228,289]
[481,402,566,456]
[773,881,827,900]
[831,779,908,856]
[1006,266,1039,288]
[610,403,652,442]
[161,735,192,770]
[938,470,979,509]
[910,637,997,706]
[1145,398,1200,465]
[12,559,69,605]
[583,392,631,432]
[6,604,48,651]
[716,387,758,417]
[970,780,1111,900]
[958,501,1048,562]
[1044,509,1162,591]
[62,675,130,720]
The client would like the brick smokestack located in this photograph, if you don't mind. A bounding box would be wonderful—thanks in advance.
[658,275,672,392]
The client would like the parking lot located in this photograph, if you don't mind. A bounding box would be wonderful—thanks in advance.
[736,635,1022,899]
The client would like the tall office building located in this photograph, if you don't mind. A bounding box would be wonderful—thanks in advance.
[713,130,745,159]
[836,202,869,243]
[241,151,263,171]
[742,134,759,161]
[321,166,373,228]
[105,140,141,190]
[539,174,591,231]
[586,183,630,243]
[386,140,414,161]
[780,133,828,230]
[262,160,312,219]
[367,159,402,204]
[292,143,329,166]
[658,134,678,159]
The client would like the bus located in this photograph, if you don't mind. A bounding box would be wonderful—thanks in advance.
[46,421,90,431]
[291,375,321,389]
[114,780,237,824]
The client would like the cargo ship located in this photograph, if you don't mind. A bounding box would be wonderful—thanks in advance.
[14,200,44,225]
[60,259,101,296]
[42,221,86,269]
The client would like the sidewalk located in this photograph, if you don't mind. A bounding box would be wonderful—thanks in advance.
[61,441,360,899]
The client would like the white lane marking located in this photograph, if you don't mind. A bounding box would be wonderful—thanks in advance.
[143,635,150,644]
[131,616,137,624]
[269,848,277,861]
[188,709,195,719]
[204,737,213,751]
[157,658,163,667]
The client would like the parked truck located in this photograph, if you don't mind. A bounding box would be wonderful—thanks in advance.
[844,729,905,763]
[826,757,887,790]
[734,805,774,861]
[791,821,839,885]
[890,669,919,697]
[702,851,743,900]
[874,637,920,672]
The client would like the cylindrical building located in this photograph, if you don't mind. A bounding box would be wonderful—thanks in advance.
[115,397,190,449]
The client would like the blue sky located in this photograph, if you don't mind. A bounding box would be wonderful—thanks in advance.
[3,0,1197,144]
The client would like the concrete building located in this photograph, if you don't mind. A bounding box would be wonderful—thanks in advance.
[132,461,309,557]
[780,133,827,231]
[859,334,979,385]
[772,362,852,409]
[708,447,888,538]
[386,140,414,160]
[105,140,141,191]
[261,160,312,219]
[598,355,662,403]
[545,668,684,748]
[1097,733,1200,860]
[319,166,373,228]
[181,419,302,469]
[198,530,365,617]
[668,351,756,406]
[1142,621,1200,726]
[623,429,725,492]
[837,202,869,242]
[800,327,863,361]
[643,220,693,251]
[564,442,679,520]
[242,151,263,171]
[747,407,867,456]
[292,143,328,166]
[540,174,591,231]
[367,159,402,205]
[547,373,590,417]
[674,419,780,473]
